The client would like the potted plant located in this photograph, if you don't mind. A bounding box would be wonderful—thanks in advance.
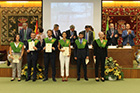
[104,57,124,80]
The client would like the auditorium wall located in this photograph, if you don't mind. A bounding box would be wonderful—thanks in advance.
[102,7,140,45]
[0,1,42,51]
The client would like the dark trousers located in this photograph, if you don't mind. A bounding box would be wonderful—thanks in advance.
[44,53,56,79]
[27,53,38,79]
[95,56,105,77]
[77,57,87,78]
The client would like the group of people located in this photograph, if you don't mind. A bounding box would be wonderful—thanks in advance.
[8,22,135,82]
[107,23,135,46]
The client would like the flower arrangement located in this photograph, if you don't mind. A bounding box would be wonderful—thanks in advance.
[104,57,124,80]
[21,64,44,80]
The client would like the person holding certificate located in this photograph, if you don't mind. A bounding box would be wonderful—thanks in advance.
[9,34,24,81]
[26,32,41,82]
[74,32,89,81]
[58,32,71,82]
[93,32,108,82]
[42,29,57,82]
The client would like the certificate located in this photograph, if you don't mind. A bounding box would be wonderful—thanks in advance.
[88,45,92,49]
[62,47,69,56]
[29,41,35,51]
[13,54,20,63]
[85,59,89,65]
[45,43,52,53]
[94,58,96,64]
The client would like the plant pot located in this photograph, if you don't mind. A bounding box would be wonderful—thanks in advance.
[108,76,117,81]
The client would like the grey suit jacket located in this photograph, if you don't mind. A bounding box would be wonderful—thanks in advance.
[81,30,93,45]
[20,28,32,42]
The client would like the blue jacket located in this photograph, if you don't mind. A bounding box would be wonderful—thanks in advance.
[122,30,135,46]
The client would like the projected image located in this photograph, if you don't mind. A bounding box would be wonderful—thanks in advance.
[51,3,94,32]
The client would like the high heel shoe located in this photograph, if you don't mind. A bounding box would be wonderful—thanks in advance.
[18,78,21,82]
[65,78,68,82]
[65,77,68,82]
[11,78,15,81]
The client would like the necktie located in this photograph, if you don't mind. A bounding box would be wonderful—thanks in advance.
[80,39,82,44]
[71,31,73,36]
[24,29,27,40]
[127,36,129,43]
[49,38,51,41]
[71,31,74,43]
[85,32,88,40]
[56,31,58,37]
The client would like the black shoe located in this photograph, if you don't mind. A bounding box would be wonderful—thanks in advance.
[18,80,21,82]
[25,78,31,81]
[18,79,21,82]
[32,79,36,82]
[18,78,21,82]
[101,78,105,82]
[95,79,99,82]
[43,78,48,81]
[84,78,88,81]
[11,78,15,81]
[52,78,57,82]
[95,77,99,82]
[77,78,80,81]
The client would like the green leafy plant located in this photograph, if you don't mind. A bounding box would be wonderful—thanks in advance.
[104,57,124,80]
[21,64,44,79]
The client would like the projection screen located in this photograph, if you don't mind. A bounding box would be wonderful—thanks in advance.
[43,0,102,39]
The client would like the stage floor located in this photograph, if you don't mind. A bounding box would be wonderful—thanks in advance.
[0,78,140,93]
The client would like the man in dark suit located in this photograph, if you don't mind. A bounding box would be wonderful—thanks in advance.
[25,32,41,82]
[74,32,89,81]
[81,25,93,45]
[122,23,135,46]
[20,23,32,46]
[66,25,78,45]
[107,23,119,46]
[52,24,62,41]
[42,29,57,82]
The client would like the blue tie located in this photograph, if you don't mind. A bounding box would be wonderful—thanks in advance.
[71,32,74,43]
[86,33,88,40]
[80,39,82,44]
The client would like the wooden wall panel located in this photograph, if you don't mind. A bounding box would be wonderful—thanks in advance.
[1,68,140,78]
[0,68,12,77]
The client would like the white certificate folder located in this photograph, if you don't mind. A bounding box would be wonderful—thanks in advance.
[45,43,52,53]
[62,47,69,56]
[13,54,20,63]
[29,41,35,51]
